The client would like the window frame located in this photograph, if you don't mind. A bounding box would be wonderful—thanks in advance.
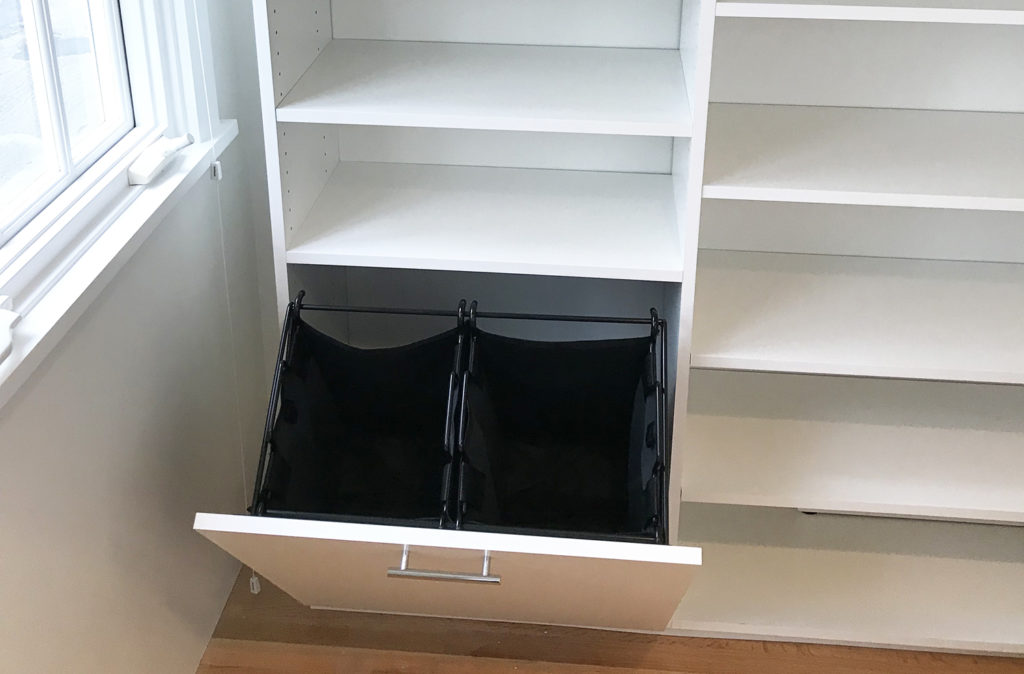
[0,0,223,314]
[0,0,237,400]
[0,0,138,245]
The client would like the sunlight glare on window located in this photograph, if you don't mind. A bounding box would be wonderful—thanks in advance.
[49,0,132,164]
[0,0,61,237]
[0,0,131,246]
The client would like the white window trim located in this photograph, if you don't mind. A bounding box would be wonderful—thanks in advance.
[1,0,136,246]
[0,0,238,410]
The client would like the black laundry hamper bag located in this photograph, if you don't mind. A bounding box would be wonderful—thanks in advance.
[456,328,667,543]
[252,300,464,527]
[250,294,668,544]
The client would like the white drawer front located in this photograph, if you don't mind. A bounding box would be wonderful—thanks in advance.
[195,513,700,630]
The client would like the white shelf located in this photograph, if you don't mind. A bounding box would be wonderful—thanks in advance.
[717,0,1024,24]
[672,504,1024,654]
[286,162,683,282]
[684,371,1024,523]
[276,40,691,137]
[703,104,1024,211]
[691,250,1024,384]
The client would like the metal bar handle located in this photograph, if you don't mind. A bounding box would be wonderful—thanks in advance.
[387,545,501,584]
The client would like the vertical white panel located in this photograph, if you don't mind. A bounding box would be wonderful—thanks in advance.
[253,0,288,316]
[679,0,703,111]
[668,0,717,544]
[268,0,332,104]
[278,123,338,245]
[331,0,682,48]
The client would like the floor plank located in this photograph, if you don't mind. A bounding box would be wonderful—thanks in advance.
[200,571,1024,673]
[198,639,673,674]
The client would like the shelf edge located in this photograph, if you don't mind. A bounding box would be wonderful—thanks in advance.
[276,109,693,138]
[285,252,685,284]
[702,185,1024,212]
[715,3,1024,25]
[679,493,1024,525]
[688,356,1024,386]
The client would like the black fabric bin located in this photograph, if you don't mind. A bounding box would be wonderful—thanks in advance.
[257,313,462,526]
[456,330,665,543]
[250,295,668,544]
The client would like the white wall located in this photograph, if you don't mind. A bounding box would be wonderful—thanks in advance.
[0,2,271,671]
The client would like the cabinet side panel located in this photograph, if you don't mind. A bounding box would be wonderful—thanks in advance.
[268,0,332,104]
[279,123,339,244]
[670,0,717,544]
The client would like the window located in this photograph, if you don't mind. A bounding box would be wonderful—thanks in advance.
[0,0,237,402]
[1,0,134,247]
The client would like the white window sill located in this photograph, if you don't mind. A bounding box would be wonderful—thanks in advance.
[0,120,239,411]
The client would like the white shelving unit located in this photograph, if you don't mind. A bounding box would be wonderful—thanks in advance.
[199,0,713,639]
[679,0,1024,654]
[197,0,1024,656]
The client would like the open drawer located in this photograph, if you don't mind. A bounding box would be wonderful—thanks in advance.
[195,294,700,630]
[195,514,700,630]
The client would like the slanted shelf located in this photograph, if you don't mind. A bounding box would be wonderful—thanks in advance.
[716,0,1024,24]
[702,104,1024,211]
[691,250,1024,384]
[275,39,692,137]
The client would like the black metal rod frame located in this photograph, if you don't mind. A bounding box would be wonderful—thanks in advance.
[249,296,300,514]
[301,302,661,326]
[250,293,671,544]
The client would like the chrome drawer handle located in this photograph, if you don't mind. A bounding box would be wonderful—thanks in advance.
[387,545,501,584]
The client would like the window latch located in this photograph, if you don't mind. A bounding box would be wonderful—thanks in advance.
[0,296,20,364]
[127,134,195,186]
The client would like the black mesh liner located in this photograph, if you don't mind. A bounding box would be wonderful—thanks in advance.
[460,330,660,539]
[263,319,458,523]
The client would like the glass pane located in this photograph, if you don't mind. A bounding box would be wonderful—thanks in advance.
[0,0,61,238]
[48,0,131,165]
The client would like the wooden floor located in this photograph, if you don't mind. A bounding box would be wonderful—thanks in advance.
[199,571,1024,673]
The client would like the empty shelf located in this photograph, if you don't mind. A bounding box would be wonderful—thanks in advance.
[717,0,1024,24]
[692,250,1024,383]
[672,504,1024,653]
[684,371,1024,523]
[703,104,1024,211]
[277,40,691,137]
[287,162,683,282]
